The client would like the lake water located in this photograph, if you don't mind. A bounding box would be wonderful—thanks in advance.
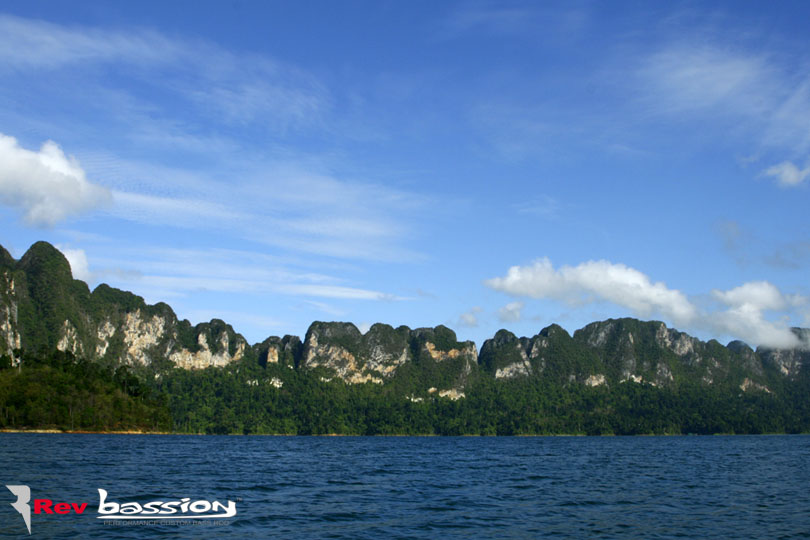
[1,434,809,538]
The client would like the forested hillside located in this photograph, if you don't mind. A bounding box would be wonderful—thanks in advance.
[2,241,809,435]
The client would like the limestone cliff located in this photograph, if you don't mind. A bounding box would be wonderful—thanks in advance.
[2,241,809,394]
[757,328,810,379]
[0,246,21,363]
[0,242,250,370]
[255,335,302,368]
[477,318,789,392]
[300,322,477,396]
[478,329,531,379]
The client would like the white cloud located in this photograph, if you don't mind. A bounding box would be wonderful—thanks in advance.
[497,301,524,323]
[711,282,806,349]
[56,245,92,283]
[763,161,810,187]
[487,258,807,348]
[485,258,698,325]
[458,306,483,328]
[712,281,793,312]
[0,133,111,226]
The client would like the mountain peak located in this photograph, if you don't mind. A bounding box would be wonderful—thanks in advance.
[18,241,73,281]
[0,244,14,268]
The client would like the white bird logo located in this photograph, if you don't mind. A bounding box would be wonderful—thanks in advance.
[6,485,32,535]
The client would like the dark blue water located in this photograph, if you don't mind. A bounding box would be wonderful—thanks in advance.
[1,434,809,538]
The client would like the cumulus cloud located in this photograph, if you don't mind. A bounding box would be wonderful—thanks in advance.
[0,133,110,226]
[497,301,524,323]
[712,281,795,312]
[486,258,806,348]
[485,258,698,325]
[763,161,810,187]
[710,282,805,348]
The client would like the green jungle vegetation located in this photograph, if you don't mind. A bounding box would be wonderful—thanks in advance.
[0,349,171,432]
[2,348,809,436]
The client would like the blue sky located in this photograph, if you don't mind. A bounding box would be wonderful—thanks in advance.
[1,1,809,348]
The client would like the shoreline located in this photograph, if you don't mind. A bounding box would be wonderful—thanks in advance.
[1,429,802,437]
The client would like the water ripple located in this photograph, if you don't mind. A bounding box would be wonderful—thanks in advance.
[2,434,810,538]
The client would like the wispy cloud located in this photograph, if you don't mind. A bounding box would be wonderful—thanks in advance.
[302,300,348,317]
[637,46,777,118]
[89,245,403,303]
[458,306,483,328]
[183,309,285,331]
[277,284,404,301]
[514,195,560,219]
[0,15,435,264]
[440,4,589,41]
[0,14,329,132]
[110,190,244,228]
[83,151,428,263]
[715,220,810,270]
[443,6,537,37]
[635,41,810,177]
[0,14,181,69]
[497,301,524,323]
[762,161,810,187]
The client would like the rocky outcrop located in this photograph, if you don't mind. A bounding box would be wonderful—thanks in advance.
[479,318,787,391]
[300,322,477,395]
[0,260,22,363]
[757,329,810,379]
[478,330,531,379]
[170,330,246,369]
[56,320,84,357]
[301,322,403,383]
[0,242,251,370]
[571,319,716,387]
[255,335,302,368]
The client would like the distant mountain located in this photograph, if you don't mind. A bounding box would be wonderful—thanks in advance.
[477,318,780,392]
[1,241,808,398]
